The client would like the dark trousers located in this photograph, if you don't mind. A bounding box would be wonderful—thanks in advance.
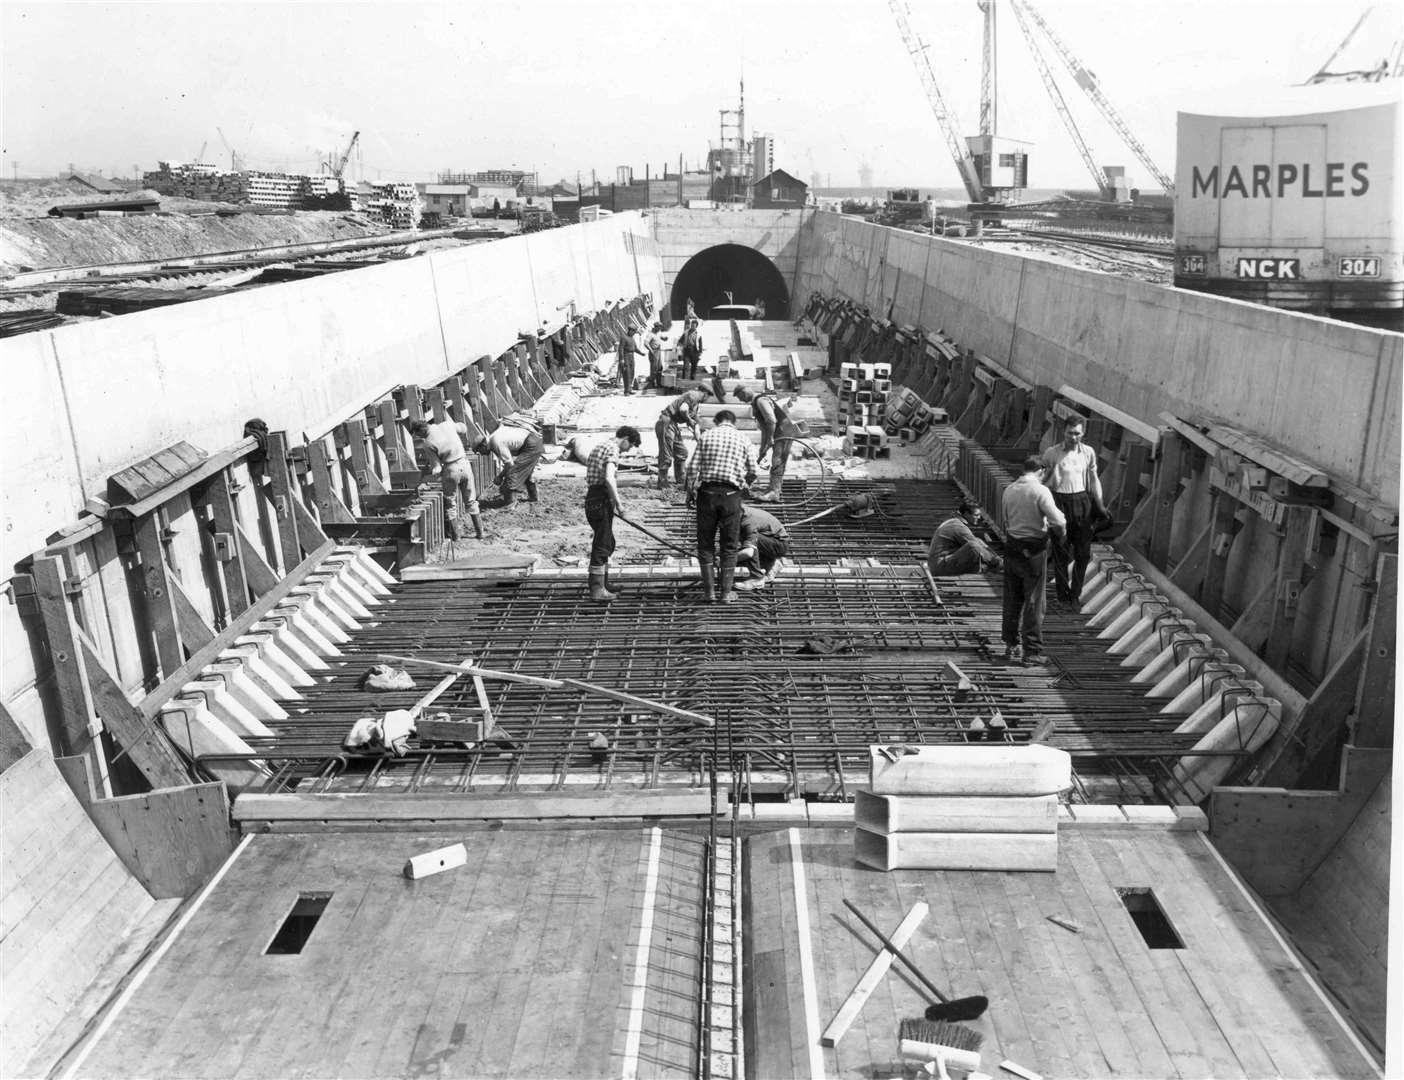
[1050,491,1095,601]
[655,417,688,483]
[696,484,742,570]
[500,433,544,499]
[585,485,615,567]
[647,353,662,389]
[682,351,700,380]
[764,436,791,495]
[928,542,983,577]
[1002,537,1049,655]
[619,352,635,393]
[750,532,788,572]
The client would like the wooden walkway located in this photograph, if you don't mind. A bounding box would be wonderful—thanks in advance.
[745,826,1382,1080]
[72,828,709,1079]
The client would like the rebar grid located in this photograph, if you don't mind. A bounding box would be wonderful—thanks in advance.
[227,566,1213,798]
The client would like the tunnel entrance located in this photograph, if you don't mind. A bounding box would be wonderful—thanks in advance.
[670,243,790,320]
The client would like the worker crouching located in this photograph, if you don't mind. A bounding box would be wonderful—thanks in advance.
[685,410,759,603]
[927,501,1002,576]
[584,426,642,602]
[735,504,791,591]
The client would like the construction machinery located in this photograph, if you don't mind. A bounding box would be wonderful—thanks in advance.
[324,130,361,191]
[216,127,243,173]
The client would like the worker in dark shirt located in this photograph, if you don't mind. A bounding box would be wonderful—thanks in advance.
[927,501,1002,576]
[733,386,796,503]
[644,323,664,390]
[735,504,791,591]
[655,387,712,489]
[677,319,704,381]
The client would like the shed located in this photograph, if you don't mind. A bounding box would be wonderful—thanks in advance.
[48,197,160,219]
[751,169,808,209]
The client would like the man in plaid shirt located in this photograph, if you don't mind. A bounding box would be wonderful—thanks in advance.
[584,425,642,602]
[685,410,758,603]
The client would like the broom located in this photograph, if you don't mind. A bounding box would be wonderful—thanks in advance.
[842,899,989,1022]
[897,1017,984,1073]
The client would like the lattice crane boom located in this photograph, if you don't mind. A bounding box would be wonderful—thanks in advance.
[1008,0,1109,198]
[887,0,985,202]
[1011,0,1175,193]
[978,0,997,137]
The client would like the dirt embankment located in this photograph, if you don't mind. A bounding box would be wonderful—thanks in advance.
[0,206,388,277]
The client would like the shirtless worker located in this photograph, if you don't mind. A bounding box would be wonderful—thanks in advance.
[408,417,482,540]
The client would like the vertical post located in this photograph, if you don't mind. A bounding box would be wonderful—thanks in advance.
[1147,431,1184,567]
[1354,551,1396,748]
[305,438,357,524]
[1199,493,1241,617]
[1264,506,1317,669]
[377,401,412,472]
[345,417,388,497]
[198,470,251,620]
[30,556,107,790]
[133,513,186,678]
[264,430,304,572]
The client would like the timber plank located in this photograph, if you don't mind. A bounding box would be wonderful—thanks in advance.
[744,831,799,1080]
[569,832,640,1078]
[638,832,705,1079]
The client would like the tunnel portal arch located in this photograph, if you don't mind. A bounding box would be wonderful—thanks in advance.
[670,243,790,320]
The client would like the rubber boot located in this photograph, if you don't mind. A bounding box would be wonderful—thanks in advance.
[525,479,539,503]
[699,561,716,603]
[718,560,738,604]
[673,459,686,485]
[588,567,617,602]
[470,513,485,540]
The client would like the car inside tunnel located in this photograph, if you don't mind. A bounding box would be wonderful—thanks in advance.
[669,242,790,320]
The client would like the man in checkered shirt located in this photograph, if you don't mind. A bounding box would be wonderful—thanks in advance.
[583,425,641,602]
[684,410,758,603]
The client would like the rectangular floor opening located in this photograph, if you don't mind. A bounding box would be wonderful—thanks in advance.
[265,892,332,955]
[1118,886,1184,949]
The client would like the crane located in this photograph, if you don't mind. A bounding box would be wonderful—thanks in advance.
[192,140,208,166]
[216,127,242,173]
[325,130,360,187]
[978,0,997,137]
[887,0,983,203]
[1008,0,1174,194]
[1007,0,1111,198]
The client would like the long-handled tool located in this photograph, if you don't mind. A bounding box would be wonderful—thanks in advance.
[842,899,989,1021]
[615,511,694,557]
[787,491,881,529]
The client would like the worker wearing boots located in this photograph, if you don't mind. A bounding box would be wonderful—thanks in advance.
[928,501,1003,576]
[733,386,795,503]
[685,410,758,603]
[1040,417,1106,604]
[1001,456,1068,666]
[616,325,644,395]
[408,418,483,541]
[474,416,544,511]
[654,387,711,490]
[644,323,664,391]
[584,426,641,603]
[735,504,790,591]
[677,318,704,381]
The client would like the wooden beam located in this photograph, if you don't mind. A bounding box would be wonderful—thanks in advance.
[1264,507,1317,669]
[77,629,191,788]
[263,431,303,574]
[194,471,250,620]
[30,556,100,758]
[1200,495,1243,619]
[288,491,331,552]
[108,437,259,520]
[1158,412,1221,456]
[133,514,186,679]
[1056,384,1159,447]
[232,789,716,823]
[305,439,357,525]
[1255,627,1366,788]
[1146,430,1184,568]
[1167,522,1211,596]
[1203,420,1329,487]
[234,522,281,597]
[344,418,388,498]
[139,540,336,720]
[376,401,413,472]
[1354,551,1395,749]
[1229,579,1277,655]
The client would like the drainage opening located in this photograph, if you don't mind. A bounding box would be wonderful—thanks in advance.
[1117,887,1183,949]
[265,892,332,955]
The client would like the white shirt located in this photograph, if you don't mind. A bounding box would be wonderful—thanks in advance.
[1041,442,1099,494]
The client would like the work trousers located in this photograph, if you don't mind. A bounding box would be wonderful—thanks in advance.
[584,485,616,568]
[696,483,743,571]
[928,542,984,578]
[763,436,792,496]
[655,416,688,483]
[647,352,662,389]
[619,351,636,393]
[1002,537,1049,656]
[498,433,544,500]
[745,532,789,572]
[681,350,701,381]
[441,459,479,515]
[1050,491,1095,601]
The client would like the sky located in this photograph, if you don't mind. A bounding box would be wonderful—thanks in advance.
[2,0,1400,191]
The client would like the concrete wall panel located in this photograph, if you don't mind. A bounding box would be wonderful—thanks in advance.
[433,236,541,368]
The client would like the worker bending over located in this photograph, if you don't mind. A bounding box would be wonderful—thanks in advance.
[927,501,1002,577]
[473,416,544,511]
[1000,456,1068,666]
[408,417,482,540]
[685,410,758,603]
[733,386,796,503]
[1041,417,1106,604]
[735,504,790,591]
[655,387,712,490]
[583,426,642,602]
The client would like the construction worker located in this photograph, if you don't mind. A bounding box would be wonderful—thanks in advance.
[735,504,790,591]
[685,410,758,603]
[927,501,1002,576]
[644,323,664,390]
[1040,417,1106,604]
[654,386,712,490]
[1000,455,1068,666]
[677,318,704,382]
[473,416,543,511]
[733,386,795,503]
[584,425,642,602]
[407,417,482,540]
[616,324,644,394]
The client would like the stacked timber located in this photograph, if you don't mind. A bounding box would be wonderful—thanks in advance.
[853,744,1072,872]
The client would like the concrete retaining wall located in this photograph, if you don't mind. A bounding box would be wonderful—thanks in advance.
[795,211,1401,506]
[0,213,663,749]
[650,207,809,308]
